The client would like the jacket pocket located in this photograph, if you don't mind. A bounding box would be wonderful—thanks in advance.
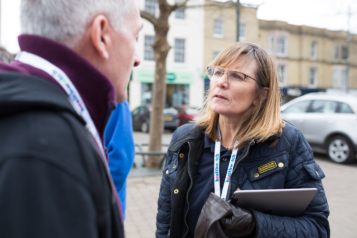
[163,162,178,179]
[245,152,288,182]
[303,161,325,180]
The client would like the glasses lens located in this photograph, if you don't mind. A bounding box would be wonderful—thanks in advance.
[207,67,214,79]
[211,67,224,80]
[228,70,245,82]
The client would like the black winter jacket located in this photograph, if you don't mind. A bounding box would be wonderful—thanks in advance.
[156,123,330,238]
[0,73,124,238]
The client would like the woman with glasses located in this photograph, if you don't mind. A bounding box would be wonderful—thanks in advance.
[155,42,330,238]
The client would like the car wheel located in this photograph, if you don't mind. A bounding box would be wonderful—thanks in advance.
[141,122,149,133]
[327,136,355,164]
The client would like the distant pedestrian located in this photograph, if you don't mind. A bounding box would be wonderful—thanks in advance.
[156,42,330,238]
[105,100,136,220]
[0,0,142,237]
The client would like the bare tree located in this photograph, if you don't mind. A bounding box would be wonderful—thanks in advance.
[140,0,234,168]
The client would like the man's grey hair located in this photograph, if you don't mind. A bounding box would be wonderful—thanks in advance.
[20,0,133,48]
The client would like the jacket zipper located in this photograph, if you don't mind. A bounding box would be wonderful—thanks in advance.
[183,142,192,238]
[227,139,255,200]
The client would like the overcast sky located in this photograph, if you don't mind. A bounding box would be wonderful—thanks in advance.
[1,0,357,53]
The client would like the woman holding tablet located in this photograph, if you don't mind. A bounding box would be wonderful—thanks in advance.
[155,42,330,238]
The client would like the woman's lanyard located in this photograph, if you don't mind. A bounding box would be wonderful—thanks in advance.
[214,128,239,201]
[15,51,106,158]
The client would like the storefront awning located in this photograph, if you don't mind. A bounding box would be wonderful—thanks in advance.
[135,69,194,84]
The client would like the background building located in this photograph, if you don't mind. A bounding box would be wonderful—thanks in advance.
[129,0,205,110]
[260,20,357,101]
[203,0,357,102]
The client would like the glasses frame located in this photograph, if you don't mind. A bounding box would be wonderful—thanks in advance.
[206,66,266,87]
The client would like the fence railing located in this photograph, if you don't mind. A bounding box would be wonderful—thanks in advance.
[134,143,169,168]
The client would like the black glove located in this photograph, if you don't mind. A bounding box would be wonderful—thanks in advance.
[219,202,256,237]
[194,193,256,238]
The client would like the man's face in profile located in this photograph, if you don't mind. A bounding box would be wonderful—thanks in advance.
[107,0,142,103]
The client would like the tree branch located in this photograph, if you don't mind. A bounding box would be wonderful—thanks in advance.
[172,0,235,11]
[172,0,190,11]
[140,10,158,26]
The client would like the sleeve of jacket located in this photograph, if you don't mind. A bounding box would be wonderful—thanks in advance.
[104,100,135,220]
[0,156,97,238]
[252,130,330,238]
[155,127,184,238]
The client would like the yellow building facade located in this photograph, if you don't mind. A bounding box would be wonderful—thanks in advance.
[203,0,357,97]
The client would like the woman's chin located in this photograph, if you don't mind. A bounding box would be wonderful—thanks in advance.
[211,105,228,115]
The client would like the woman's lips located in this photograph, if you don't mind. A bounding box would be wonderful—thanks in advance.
[213,94,228,100]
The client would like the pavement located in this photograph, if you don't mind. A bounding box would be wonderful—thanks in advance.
[125,131,357,238]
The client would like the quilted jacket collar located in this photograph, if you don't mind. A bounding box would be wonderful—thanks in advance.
[168,123,282,153]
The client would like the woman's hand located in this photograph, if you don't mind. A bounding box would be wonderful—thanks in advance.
[194,193,256,238]
[219,202,256,237]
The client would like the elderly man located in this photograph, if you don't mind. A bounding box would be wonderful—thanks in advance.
[0,0,142,237]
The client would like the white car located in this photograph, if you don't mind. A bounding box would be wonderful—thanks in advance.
[281,92,357,164]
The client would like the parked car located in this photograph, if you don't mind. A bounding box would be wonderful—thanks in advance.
[281,92,357,164]
[131,105,179,133]
[174,105,201,126]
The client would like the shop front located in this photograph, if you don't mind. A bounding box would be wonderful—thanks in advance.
[136,69,194,107]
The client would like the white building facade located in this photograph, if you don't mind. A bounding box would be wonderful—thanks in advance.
[129,0,205,110]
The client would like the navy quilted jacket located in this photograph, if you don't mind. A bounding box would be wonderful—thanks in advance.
[156,122,330,238]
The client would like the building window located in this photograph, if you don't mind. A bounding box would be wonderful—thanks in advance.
[309,67,317,88]
[311,41,318,60]
[239,23,246,41]
[279,64,287,86]
[145,0,156,16]
[213,19,224,37]
[341,69,348,88]
[334,44,339,61]
[144,35,155,61]
[333,68,348,89]
[213,51,220,60]
[333,69,339,87]
[269,35,275,53]
[277,37,287,56]
[174,38,185,63]
[341,45,348,60]
[175,8,185,19]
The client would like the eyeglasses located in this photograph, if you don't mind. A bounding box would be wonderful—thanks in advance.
[206,66,264,86]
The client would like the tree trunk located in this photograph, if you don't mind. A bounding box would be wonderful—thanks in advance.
[147,7,172,168]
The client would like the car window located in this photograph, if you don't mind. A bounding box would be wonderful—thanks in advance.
[339,103,354,114]
[139,107,146,115]
[282,100,311,114]
[309,100,338,113]
[132,108,139,115]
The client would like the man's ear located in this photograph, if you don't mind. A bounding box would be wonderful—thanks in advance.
[90,15,111,60]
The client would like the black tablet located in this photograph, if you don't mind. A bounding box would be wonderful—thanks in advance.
[232,188,318,217]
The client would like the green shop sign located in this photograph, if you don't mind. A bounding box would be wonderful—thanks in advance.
[136,69,194,84]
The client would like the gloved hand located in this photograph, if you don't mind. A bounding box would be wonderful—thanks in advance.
[219,202,256,237]
[194,193,256,238]
[194,193,230,238]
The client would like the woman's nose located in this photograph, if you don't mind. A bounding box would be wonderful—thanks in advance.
[216,73,229,87]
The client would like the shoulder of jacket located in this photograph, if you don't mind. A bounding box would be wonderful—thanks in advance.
[173,123,195,139]
[169,123,205,152]
[281,121,302,143]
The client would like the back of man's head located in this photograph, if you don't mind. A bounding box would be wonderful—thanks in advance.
[20,0,133,49]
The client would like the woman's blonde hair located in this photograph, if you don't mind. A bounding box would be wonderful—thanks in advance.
[196,42,285,148]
